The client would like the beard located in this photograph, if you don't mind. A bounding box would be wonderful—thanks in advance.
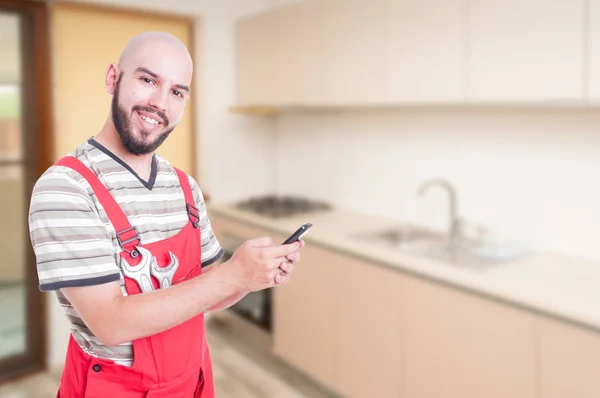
[111,73,175,156]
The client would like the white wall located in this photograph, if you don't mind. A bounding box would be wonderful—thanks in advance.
[197,0,306,202]
[275,107,600,262]
[197,1,278,203]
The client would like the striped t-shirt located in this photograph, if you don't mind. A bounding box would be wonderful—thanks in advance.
[28,138,223,367]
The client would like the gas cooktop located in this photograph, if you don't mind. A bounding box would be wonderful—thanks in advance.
[235,195,332,218]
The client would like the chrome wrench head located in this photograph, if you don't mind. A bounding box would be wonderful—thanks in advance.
[120,246,155,293]
[151,251,179,289]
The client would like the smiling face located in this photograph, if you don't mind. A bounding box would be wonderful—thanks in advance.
[108,34,193,156]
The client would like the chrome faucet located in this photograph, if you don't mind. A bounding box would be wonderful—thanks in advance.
[417,178,461,248]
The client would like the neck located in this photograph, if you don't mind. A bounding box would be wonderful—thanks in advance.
[94,117,154,181]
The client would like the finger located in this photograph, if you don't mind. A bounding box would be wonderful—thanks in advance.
[265,241,301,258]
[274,272,284,285]
[285,252,300,262]
[279,260,295,272]
[279,261,289,272]
[282,262,295,274]
[248,237,275,247]
[274,272,291,286]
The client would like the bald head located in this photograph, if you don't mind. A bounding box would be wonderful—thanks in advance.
[118,31,192,71]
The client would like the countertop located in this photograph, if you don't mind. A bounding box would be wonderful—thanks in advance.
[208,203,600,333]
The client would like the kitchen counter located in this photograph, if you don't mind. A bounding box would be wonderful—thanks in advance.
[208,203,600,333]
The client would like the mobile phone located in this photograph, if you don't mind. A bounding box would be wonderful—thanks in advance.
[282,223,313,245]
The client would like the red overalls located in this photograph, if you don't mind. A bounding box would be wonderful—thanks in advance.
[54,156,214,398]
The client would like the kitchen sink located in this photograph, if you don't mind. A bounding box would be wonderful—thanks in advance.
[357,226,446,247]
[357,226,509,271]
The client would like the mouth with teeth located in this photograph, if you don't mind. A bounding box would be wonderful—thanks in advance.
[135,111,164,132]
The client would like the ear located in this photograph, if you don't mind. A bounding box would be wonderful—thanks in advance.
[105,63,120,95]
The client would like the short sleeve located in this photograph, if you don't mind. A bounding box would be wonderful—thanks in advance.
[28,169,121,292]
[188,176,224,267]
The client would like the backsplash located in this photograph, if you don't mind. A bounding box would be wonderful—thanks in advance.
[274,107,600,261]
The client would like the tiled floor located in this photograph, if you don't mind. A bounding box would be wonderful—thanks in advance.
[0,284,26,359]
[0,311,339,398]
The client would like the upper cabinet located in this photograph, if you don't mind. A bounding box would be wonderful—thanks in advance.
[275,1,328,106]
[235,10,281,106]
[320,0,387,105]
[234,0,592,108]
[467,0,585,102]
[385,0,467,103]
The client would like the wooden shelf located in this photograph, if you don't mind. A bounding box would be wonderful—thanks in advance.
[229,100,600,116]
[228,106,279,115]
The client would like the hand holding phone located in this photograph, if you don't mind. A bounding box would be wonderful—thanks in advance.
[282,223,313,245]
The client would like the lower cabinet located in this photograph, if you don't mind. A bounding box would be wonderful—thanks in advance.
[272,244,338,389]
[332,255,404,398]
[274,244,405,398]
[539,317,600,398]
[403,276,537,398]
[211,215,600,398]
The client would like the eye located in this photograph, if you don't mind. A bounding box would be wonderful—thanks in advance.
[172,90,183,98]
[141,77,155,85]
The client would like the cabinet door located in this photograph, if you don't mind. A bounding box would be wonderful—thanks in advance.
[468,0,585,102]
[588,0,600,100]
[404,276,536,398]
[539,317,600,398]
[273,244,337,388]
[320,0,387,105]
[235,10,280,106]
[333,256,404,398]
[385,0,467,103]
[275,0,327,106]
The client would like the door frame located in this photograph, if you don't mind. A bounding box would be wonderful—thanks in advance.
[0,0,53,383]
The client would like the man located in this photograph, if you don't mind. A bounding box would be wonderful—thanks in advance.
[28,31,303,398]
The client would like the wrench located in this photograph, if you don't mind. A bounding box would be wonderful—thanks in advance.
[150,251,179,289]
[120,246,155,293]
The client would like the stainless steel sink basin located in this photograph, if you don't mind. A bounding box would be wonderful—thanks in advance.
[358,226,446,248]
[357,226,509,271]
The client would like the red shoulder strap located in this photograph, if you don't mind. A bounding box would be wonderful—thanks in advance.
[173,167,200,228]
[54,156,140,253]
[173,167,193,206]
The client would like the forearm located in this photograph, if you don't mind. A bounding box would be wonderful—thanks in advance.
[107,266,241,345]
[207,291,249,312]
[200,264,249,312]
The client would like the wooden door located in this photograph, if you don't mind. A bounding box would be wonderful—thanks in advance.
[0,0,51,382]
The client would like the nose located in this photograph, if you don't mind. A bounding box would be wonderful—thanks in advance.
[148,86,168,112]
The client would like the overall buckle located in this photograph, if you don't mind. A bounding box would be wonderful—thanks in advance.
[116,226,141,258]
[186,203,200,229]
